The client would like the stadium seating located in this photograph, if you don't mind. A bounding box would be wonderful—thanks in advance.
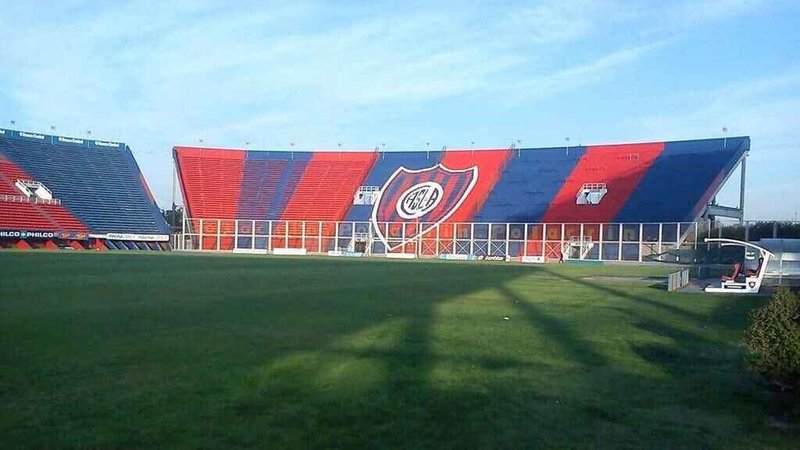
[176,137,747,225]
[0,155,89,233]
[0,129,169,249]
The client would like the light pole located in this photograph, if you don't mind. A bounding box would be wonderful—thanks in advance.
[722,126,728,149]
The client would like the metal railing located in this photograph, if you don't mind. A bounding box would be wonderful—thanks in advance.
[0,194,61,205]
[175,217,800,263]
[176,217,718,263]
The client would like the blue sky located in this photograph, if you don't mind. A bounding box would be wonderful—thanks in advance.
[1,0,798,219]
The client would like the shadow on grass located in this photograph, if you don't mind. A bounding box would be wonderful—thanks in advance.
[2,254,796,448]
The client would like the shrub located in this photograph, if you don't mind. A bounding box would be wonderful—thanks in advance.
[743,288,800,389]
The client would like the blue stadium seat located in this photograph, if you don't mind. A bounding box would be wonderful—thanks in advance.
[0,137,169,235]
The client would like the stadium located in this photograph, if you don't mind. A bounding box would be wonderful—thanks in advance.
[2,125,800,448]
[2,2,800,448]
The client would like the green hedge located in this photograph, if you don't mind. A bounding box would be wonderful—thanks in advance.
[743,288,800,389]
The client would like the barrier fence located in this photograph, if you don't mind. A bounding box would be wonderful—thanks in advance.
[176,218,721,262]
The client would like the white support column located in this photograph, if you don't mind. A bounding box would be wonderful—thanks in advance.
[488,223,492,256]
[658,223,663,259]
[285,221,289,248]
[401,222,406,253]
[452,223,457,255]
[251,220,255,250]
[199,219,204,252]
[352,222,357,252]
[367,221,372,256]
[268,221,273,252]
[579,223,585,260]
[334,222,339,252]
[301,221,306,250]
[638,223,643,262]
[739,154,747,224]
[470,223,475,255]
[435,222,440,257]
[542,223,547,258]
[618,223,623,261]
[523,224,528,257]
[598,224,603,261]
[216,219,221,251]
[234,219,239,251]
[561,223,566,260]
[505,223,510,258]
[318,221,322,253]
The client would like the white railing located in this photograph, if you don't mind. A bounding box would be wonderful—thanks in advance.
[177,218,703,263]
[0,194,61,205]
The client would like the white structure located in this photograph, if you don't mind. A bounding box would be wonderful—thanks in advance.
[576,183,607,205]
[704,238,774,294]
[175,217,704,263]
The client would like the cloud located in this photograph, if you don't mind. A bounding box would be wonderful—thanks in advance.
[500,40,666,102]
[627,70,800,219]
[0,0,784,207]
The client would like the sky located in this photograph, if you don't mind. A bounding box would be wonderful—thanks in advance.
[0,0,798,220]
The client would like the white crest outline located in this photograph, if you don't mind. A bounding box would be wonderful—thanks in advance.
[371,163,478,251]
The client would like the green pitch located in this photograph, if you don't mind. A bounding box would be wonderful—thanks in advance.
[0,252,797,448]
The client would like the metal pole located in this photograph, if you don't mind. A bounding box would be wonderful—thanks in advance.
[598,224,603,261]
[352,222,356,253]
[401,222,406,254]
[505,223,510,259]
[488,224,492,256]
[739,155,747,224]
[452,223,457,255]
[542,224,547,259]
[524,224,528,257]
[618,223,623,261]
[181,213,186,250]
[470,223,475,255]
[217,219,221,251]
[301,221,306,250]
[171,155,177,230]
[638,223,643,262]
[335,222,339,252]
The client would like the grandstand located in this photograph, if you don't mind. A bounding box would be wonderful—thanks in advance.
[174,137,749,258]
[0,128,170,250]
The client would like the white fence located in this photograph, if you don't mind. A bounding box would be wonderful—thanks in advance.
[176,218,704,262]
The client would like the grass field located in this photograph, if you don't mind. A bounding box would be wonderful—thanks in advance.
[1,252,798,449]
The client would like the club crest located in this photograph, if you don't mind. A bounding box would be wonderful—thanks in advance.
[371,164,478,250]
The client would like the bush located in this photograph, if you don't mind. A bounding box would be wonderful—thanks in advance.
[743,288,800,389]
